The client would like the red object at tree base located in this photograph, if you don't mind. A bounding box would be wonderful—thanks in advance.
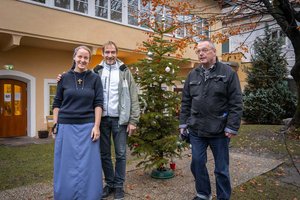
[170,162,176,170]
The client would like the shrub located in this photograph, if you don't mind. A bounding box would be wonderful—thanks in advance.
[243,83,296,124]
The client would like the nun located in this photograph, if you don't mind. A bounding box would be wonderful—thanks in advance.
[52,45,103,200]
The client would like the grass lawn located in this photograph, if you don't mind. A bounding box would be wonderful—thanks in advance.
[231,169,300,199]
[231,125,300,155]
[0,139,126,191]
[230,125,300,200]
[0,142,54,191]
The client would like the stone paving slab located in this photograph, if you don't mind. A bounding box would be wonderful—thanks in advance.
[0,149,283,200]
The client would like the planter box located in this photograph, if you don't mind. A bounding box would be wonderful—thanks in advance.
[38,130,49,139]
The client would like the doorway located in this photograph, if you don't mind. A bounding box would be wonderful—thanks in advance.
[0,79,27,137]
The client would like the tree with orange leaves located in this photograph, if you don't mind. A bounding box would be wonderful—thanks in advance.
[138,0,300,130]
[193,0,300,130]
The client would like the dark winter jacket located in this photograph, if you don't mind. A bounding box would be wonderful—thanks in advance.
[179,61,243,137]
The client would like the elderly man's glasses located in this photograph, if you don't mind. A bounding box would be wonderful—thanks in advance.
[196,48,212,54]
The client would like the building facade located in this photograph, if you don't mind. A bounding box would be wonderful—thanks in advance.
[0,0,222,137]
[227,19,295,79]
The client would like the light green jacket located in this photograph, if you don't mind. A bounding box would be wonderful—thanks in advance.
[94,60,140,125]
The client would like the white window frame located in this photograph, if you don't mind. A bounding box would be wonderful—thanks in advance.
[23,0,211,39]
[110,0,123,22]
[126,0,139,26]
[95,0,109,19]
[176,15,209,39]
[44,79,57,121]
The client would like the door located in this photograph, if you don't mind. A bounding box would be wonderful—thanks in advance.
[0,79,27,137]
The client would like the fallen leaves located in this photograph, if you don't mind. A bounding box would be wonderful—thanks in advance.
[127,184,137,190]
[239,185,246,192]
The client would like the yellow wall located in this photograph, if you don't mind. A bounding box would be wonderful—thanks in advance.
[0,46,71,130]
[0,0,224,59]
[0,0,224,62]
[0,0,201,60]
[0,46,145,132]
[0,0,140,52]
[222,52,249,90]
[240,62,252,90]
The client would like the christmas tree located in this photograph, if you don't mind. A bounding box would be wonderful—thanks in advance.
[128,20,188,173]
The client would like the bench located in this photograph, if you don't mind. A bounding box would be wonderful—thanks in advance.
[46,115,54,135]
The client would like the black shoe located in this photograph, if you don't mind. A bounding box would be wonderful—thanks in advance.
[114,187,125,200]
[192,195,212,200]
[192,197,201,200]
[101,185,114,199]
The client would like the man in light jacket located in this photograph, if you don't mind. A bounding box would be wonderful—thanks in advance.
[94,41,140,200]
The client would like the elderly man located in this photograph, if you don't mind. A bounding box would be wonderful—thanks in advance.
[179,39,243,200]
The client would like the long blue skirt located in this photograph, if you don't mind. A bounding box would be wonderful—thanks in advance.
[54,123,102,200]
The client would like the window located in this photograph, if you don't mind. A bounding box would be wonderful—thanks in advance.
[3,84,23,116]
[55,0,88,13]
[54,0,88,13]
[74,0,88,14]
[155,5,164,24]
[49,84,57,115]
[164,6,173,30]
[140,1,151,28]
[128,0,138,26]
[154,5,173,30]
[44,79,57,117]
[176,15,209,40]
[111,0,122,22]
[192,17,209,42]
[14,85,22,116]
[55,0,70,9]
[95,0,108,18]
[32,0,45,3]
[222,40,229,53]
[270,28,287,48]
[271,29,284,39]
[3,84,12,116]
[195,17,209,37]
[176,15,185,37]
[27,0,210,40]
[176,15,192,38]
